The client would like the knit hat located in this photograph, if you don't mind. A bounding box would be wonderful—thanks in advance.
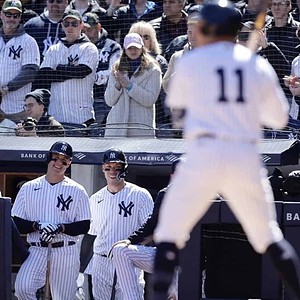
[25,89,51,107]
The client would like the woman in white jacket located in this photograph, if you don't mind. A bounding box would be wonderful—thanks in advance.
[104,32,162,137]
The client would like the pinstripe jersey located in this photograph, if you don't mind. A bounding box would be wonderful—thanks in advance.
[0,31,40,114]
[41,37,98,124]
[89,182,154,255]
[11,175,91,244]
[167,41,289,142]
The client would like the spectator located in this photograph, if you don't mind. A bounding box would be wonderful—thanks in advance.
[104,32,162,137]
[239,0,272,24]
[266,0,300,64]
[111,157,183,300]
[34,9,99,126]
[238,21,291,98]
[106,0,162,44]
[24,0,69,60]
[162,11,198,93]
[78,148,154,299]
[149,0,188,54]
[15,88,64,136]
[129,20,170,127]
[82,12,122,125]
[0,0,40,123]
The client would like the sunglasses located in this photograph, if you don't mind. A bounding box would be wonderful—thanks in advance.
[238,31,251,42]
[63,21,80,27]
[4,12,21,19]
[142,34,150,40]
[48,0,65,3]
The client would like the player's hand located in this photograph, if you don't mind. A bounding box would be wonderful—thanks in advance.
[108,239,131,258]
[40,231,55,243]
[39,223,62,235]
[76,273,85,300]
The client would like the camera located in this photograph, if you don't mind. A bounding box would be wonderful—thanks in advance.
[22,117,38,131]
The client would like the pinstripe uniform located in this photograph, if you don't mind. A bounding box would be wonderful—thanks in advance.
[154,42,289,254]
[89,182,154,300]
[12,175,91,300]
[0,30,40,114]
[41,36,98,124]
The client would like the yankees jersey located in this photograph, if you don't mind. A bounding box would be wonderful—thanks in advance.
[11,175,91,244]
[0,29,40,114]
[167,41,289,143]
[89,182,154,255]
[41,35,98,124]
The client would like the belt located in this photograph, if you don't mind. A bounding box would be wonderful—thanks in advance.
[30,241,76,248]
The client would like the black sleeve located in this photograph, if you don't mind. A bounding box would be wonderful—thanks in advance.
[12,216,38,234]
[11,218,29,263]
[63,219,90,236]
[56,64,92,79]
[128,188,166,244]
[32,67,68,90]
[79,234,96,272]
[7,64,39,91]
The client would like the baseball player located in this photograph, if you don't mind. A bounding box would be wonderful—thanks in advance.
[151,1,300,300]
[85,148,154,300]
[111,158,183,300]
[11,141,91,300]
[34,9,99,126]
[0,0,40,123]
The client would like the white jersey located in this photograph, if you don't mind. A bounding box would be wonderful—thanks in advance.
[167,41,289,142]
[11,175,91,244]
[0,32,40,114]
[89,182,154,255]
[41,39,98,124]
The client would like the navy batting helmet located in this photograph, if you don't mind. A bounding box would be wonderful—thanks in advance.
[103,148,128,179]
[198,0,242,37]
[47,141,73,164]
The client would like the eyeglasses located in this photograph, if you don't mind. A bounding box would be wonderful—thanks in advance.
[4,12,21,19]
[23,103,36,109]
[63,21,80,27]
[48,0,64,3]
[142,34,150,40]
[271,2,287,7]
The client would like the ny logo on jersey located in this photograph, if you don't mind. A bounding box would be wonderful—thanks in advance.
[99,51,109,63]
[68,54,79,66]
[42,37,59,56]
[56,194,73,211]
[118,201,134,217]
[9,45,23,60]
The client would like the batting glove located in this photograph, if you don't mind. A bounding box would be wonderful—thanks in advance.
[40,231,55,243]
[40,223,62,235]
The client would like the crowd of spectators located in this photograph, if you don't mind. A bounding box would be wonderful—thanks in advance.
[0,0,300,137]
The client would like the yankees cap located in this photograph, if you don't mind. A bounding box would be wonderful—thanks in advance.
[62,9,82,21]
[82,12,99,27]
[2,0,22,12]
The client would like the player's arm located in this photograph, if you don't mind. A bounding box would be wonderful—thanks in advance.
[4,64,39,92]
[12,215,41,234]
[60,220,90,236]
[128,188,165,245]
[55,64,93,79]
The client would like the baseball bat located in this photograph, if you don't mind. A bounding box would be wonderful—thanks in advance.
[44,243,52,300]
[246,0,269,51]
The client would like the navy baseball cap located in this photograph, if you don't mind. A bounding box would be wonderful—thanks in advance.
[62,9,82,21]
[82,12,99,27]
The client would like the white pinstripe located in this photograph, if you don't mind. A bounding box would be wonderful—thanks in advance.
[89,182,154,299]
[0,33,40,114]
[11,175,91,299]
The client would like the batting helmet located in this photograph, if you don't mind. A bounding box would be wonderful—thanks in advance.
[46,141,73,164]
[197,0,242,37]
[103,148,128,179]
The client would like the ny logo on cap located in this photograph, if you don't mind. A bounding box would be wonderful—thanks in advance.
[110,153,116,159]
[61,145,67,151]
